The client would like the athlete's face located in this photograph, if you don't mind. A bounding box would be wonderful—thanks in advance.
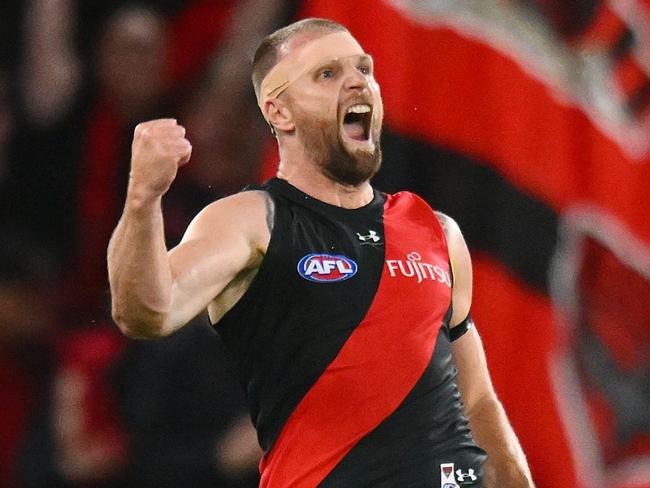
[281,32,384,186]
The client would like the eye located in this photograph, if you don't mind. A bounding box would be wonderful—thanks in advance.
[319,69,335,79]
[358,65,371,75]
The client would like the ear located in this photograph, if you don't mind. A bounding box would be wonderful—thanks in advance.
[264,98,294,133]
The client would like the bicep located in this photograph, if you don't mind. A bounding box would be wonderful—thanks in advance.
[164,192,269,329]
[436,212,496,408]
[452,325,496,414]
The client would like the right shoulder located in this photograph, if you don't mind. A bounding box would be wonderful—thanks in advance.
[182,190,274,254]
[193,190,272,223]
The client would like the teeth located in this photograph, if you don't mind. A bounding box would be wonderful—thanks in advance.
[346,104,371,114]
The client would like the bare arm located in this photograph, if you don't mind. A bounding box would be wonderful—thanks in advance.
[438,212,535,487]
[108,119,267,338]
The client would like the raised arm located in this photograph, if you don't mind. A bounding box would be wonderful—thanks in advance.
[108,119,268,338]
[437,212,535,488]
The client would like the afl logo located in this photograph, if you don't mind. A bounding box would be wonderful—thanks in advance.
[297,253,358,283]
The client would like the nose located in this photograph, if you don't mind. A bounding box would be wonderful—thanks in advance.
[342,65,369,92]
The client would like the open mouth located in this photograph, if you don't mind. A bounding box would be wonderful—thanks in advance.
[342,104,372,142]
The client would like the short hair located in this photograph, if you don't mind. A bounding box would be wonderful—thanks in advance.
[252,18,349,100]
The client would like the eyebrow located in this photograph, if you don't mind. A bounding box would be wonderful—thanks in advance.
[313,54,374,70]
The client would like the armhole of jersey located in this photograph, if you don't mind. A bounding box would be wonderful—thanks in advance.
[448,257,455,288]
[429,206,456,329]
[210,187,281,328]
[449,313,474,342]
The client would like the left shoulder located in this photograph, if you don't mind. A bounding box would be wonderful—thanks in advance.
[434,211,464,245]
[434,210,454,232]
[389,192,455,227]
[385,193,465,246]
[433,211,469,279]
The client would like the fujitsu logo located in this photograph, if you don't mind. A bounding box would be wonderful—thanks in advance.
[386,252,452,286]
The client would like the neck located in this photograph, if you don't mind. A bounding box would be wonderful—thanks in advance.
[276,143,374,209]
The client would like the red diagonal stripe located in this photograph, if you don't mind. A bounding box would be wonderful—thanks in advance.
[260,192,452,487]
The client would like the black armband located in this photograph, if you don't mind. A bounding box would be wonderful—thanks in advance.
[449,313,474,342]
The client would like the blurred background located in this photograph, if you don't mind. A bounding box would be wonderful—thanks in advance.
[0,0,648,487]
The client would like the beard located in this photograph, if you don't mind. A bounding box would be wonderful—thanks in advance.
[296,110,382,187]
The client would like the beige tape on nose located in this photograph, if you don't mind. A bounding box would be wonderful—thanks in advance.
[258,32,366,121]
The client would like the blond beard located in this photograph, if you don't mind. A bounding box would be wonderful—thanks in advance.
[295,110,382,186]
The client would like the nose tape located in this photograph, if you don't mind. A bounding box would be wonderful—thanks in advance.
[258,32,369,121]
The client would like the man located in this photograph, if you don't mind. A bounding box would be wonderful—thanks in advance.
[108,18,534,487]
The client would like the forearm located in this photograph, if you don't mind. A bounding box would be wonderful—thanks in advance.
[467,395,534,488]
[109,119,194,337]
[108,191,172,338]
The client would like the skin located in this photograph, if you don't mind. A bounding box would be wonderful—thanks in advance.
[108,29,534,488]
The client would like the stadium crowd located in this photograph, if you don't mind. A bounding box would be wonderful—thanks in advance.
[0,0,293,486]
[1,1,649,487]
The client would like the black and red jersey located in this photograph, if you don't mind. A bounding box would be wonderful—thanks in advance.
[215,178,486,487]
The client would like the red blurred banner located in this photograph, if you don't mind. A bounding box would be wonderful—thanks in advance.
[262,1,650,487]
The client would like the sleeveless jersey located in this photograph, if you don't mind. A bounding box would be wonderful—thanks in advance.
[215,178,487,487]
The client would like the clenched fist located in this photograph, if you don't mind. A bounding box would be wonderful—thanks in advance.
[128,119,192,201]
